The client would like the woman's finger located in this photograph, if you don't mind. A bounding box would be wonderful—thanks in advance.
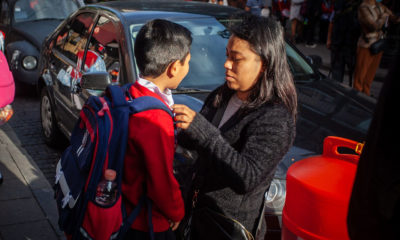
[176,121,190,130]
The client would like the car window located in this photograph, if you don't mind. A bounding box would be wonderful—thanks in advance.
[86,16,120,84]
[130,17,229,90]
[13,0,78,23]
[0,0,10,25]
[60,12,96,64]
[285,43,316,82]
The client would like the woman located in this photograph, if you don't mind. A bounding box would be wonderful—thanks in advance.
[173,14,297,239]
[353,0,400,96]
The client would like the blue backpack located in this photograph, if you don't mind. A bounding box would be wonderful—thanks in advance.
[54,84,173,240]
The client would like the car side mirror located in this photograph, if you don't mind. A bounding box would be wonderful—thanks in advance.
[306,55,322,69]
[80,72,111,91]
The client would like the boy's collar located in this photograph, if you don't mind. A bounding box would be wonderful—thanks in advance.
[136,77,174,108]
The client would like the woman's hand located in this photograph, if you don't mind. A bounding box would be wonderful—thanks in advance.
[172,104,196,130]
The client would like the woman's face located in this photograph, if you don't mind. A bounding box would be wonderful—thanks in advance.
[224,35,264,100]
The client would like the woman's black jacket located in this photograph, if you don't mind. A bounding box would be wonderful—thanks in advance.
[177,87,296,238]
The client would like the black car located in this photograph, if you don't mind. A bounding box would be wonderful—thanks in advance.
[0,0,81,86]
[37,1,376,239]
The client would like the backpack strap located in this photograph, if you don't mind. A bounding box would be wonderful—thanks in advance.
[106,84,129,108]
[130,96,173,117]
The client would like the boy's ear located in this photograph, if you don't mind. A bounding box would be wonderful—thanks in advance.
[167,60,181,78]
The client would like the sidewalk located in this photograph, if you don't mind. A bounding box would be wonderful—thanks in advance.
[0,123,64,240]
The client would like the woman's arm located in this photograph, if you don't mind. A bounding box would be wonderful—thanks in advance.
[174,104,295,194]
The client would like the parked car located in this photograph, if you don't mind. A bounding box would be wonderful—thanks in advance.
[37,1,376,239]
[0,0,82,87]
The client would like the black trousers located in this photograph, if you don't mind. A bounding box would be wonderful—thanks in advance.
[330,45,356,84]
[304,15,319,45]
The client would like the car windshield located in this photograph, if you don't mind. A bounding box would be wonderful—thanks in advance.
[13,0,78,23]
[130,17,228,90]
[130,17,316,90]
[285,43,316,82]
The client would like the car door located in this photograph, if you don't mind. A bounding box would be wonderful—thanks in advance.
[49,11,96,132]
[74,14,122,107]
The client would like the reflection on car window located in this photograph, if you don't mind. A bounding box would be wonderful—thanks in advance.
[53,12,95,88]
[61,12,95,64]
[86,16,120,84]
[13,0,78,23]
[130,17,228,90]
[285,43,315,82]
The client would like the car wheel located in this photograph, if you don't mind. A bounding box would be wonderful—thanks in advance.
[40,87,62,147]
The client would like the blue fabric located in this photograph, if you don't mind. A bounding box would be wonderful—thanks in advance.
[247,0,265,16]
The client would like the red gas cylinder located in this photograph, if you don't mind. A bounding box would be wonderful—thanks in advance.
[282,136,364,240]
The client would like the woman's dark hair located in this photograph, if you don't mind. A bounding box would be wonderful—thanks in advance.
[134,19,192,77]
[214,14,297,118]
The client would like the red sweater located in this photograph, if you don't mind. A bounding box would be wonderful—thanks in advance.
[121,82,184,232]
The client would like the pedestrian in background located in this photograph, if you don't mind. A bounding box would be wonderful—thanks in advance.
[326,0,361,84]
[304,0,323,48]
[289,0,305,43]
[353,0,400,96]
[173,14,297,239]
[319,0,333,43]
[272,0,290,26]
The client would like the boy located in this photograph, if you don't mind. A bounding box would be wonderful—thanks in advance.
[121,19,192,239]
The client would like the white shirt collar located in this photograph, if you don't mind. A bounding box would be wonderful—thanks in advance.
[136,76,174,108]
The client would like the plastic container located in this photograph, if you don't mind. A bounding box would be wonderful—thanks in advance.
[95,169,117,206]
[0,105,13,126]
[282,136,363,240]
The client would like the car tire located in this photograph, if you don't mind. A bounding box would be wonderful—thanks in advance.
[40,87,63,147]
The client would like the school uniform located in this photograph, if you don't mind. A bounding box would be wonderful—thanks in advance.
[122,79,184,239]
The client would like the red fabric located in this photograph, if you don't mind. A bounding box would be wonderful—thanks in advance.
[82,197,123,240]
[0,51,15,108]
[122,82,184,232]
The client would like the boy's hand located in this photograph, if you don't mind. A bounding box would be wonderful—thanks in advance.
[169,220,181,231]
[172,104,196,130]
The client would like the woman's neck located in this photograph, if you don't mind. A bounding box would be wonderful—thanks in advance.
[236,91,249,101]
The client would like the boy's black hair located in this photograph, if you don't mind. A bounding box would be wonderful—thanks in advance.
[134,19,192,78]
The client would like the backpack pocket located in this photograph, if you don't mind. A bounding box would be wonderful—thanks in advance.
[81,196,123,240]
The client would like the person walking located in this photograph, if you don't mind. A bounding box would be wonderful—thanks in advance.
[289,0,305,43]
[173,14,297,239]
[352,0,400,96]
[304,0,323,48]
[319,0,333,43]
[326,0,361,84]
